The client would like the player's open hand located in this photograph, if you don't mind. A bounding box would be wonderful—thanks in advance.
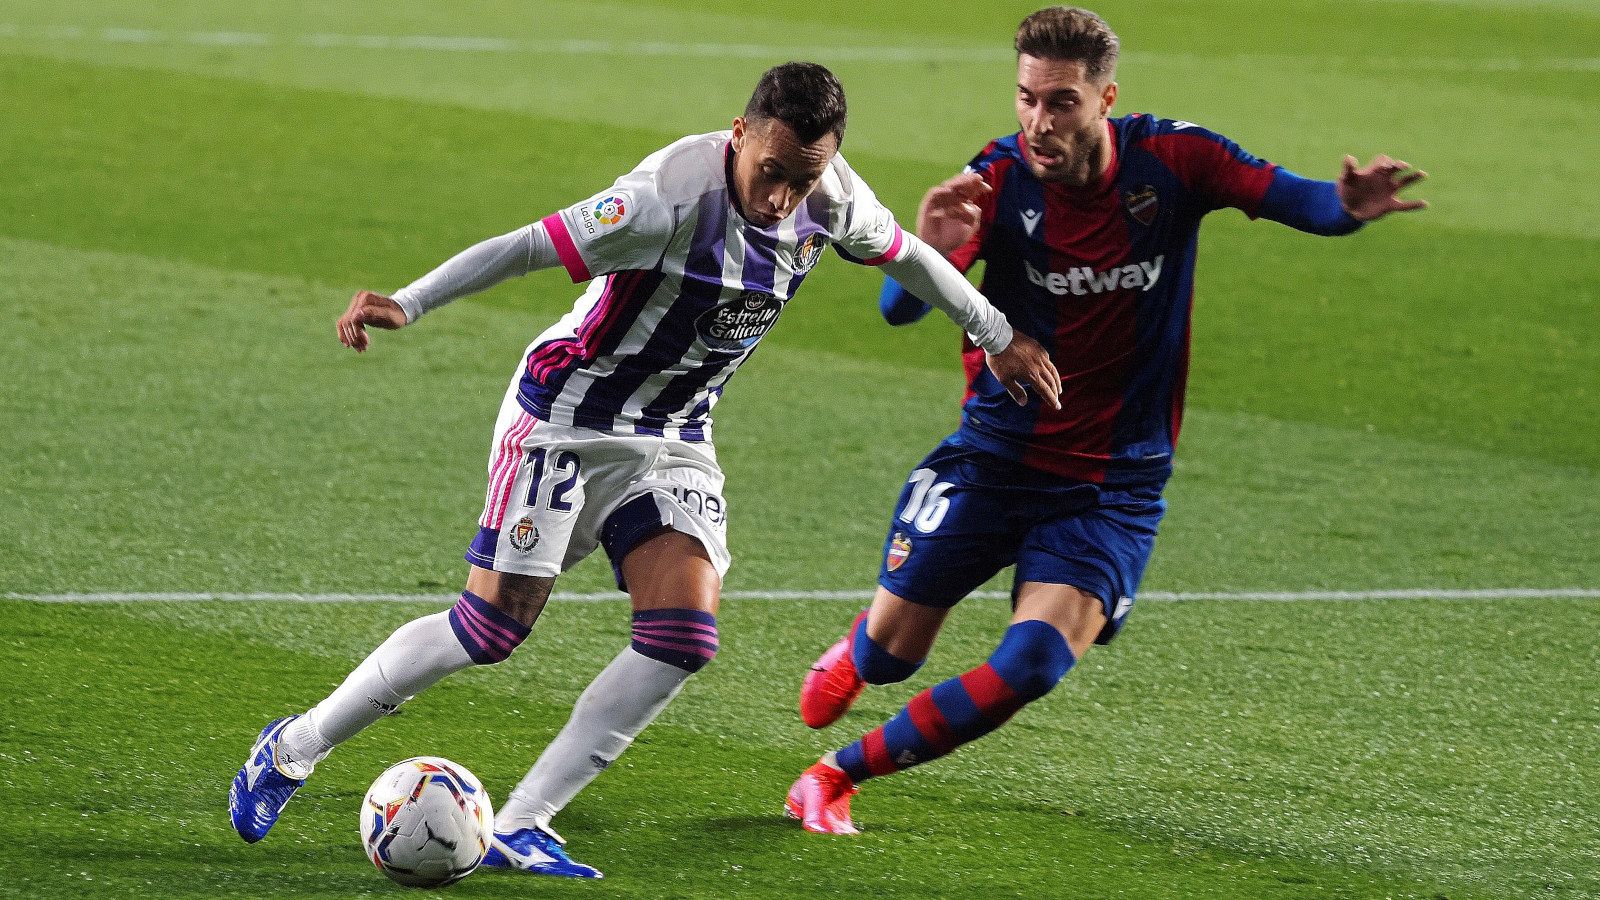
[917,172,991,255]
[987,332,1061,410]
[337,290,408,353]
[1337,154,1427,221]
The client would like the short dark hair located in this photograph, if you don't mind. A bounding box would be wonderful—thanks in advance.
[1015,6,1120,82]
[743,62,848,147]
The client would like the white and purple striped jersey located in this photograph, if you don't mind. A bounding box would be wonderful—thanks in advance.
[519,130,907,442]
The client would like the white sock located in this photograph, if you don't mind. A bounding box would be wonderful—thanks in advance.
[279,610,475,771]
[495,647,692,832]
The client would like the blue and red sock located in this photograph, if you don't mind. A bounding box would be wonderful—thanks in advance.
[849,610,924,684]
[835,620,1074,782]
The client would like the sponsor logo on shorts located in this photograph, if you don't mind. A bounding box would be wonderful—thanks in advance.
[671,485,727,528]
[793,232,825,274]
[696,290,783,352]
[509,516,541,552]
[887,532,912,571]
[1113,596,1134,620]
[1124,185,1159,225]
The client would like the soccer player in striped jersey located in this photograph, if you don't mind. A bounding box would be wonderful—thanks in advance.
[228,62,1060,874]
[787,7,1427,835]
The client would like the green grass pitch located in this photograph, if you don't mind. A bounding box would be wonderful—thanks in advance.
[1,1,1596,897]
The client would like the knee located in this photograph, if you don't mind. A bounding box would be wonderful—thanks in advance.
[631,608,719,673]
[851,613,924,685]
[986,620,1076,701]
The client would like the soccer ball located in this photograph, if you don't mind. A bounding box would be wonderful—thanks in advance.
[360,757,494,888]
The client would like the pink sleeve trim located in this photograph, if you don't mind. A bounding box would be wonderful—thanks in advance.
[541,212,592,282]
[860,223,905,267]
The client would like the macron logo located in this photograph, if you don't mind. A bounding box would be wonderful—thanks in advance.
[1020,209,1042,236]
[1024,255,1165,296]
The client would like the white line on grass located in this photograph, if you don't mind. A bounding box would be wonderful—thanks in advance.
[4,588,1597,604]
[3,24,1599,72]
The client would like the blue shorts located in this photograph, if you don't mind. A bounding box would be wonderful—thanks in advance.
[877,435,1166,644]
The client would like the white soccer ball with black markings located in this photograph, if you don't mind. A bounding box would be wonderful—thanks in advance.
[360,756,494,888]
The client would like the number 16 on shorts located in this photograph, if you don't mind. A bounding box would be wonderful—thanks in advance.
[899,468,954,533]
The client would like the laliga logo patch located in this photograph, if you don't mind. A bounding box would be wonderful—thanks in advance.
[793,232,825,274]
[508,516,540,552]
[593,195,627,225]
[696,290,783,352]
[576,191,631,242]
[1124,185,1159,226]
[886,532,912,571]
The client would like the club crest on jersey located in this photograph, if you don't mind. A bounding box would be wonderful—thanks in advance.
[576,191,631,241]
[696,290,783,352]
[509,516,540,552]
[1124,185,1159,225]
[886,532,912,571]
[793,232,826,274]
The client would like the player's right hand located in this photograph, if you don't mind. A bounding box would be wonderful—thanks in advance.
[916,172,991,255]
[986,332,1061,410]
[337,290,408,353]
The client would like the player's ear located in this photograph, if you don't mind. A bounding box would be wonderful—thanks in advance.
[731,116,747,151]
[1100,81,1117,116]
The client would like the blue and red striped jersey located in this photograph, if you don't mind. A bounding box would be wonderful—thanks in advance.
[943,114,1281,485]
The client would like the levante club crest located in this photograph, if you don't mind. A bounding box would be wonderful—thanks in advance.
[886,532,912,571]
[1124,185,1159,225]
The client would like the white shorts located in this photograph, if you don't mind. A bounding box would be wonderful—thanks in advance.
[465,391,731,586]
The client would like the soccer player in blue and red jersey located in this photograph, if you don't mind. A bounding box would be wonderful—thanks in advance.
[786,6,1427,834]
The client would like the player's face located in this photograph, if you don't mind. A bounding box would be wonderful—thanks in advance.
[1015,54,1117,184]
[729,117,838,228]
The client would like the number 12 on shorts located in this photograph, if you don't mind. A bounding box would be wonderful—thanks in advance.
[524,449,581,512]
[899,468,953,533]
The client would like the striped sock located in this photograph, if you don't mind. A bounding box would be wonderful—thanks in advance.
[835,620,1074,782]
[629,608,719,673]
[447,591,532,664]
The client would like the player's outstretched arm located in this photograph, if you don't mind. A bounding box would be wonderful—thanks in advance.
[1337,154,1427,221]
[335,224,561,353]
[878,233,1060,410]
[1255,155,1426,237]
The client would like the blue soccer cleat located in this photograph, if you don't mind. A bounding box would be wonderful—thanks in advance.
[481,825,603,878]
[229,716,313,843]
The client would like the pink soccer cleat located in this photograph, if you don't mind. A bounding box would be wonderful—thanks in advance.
[784,761,860,835]
[800,634,866,729]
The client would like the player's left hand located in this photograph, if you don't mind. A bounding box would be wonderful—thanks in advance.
[337,290,408,353]
[1337,154,1428,221]
[987,332,1062,410]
